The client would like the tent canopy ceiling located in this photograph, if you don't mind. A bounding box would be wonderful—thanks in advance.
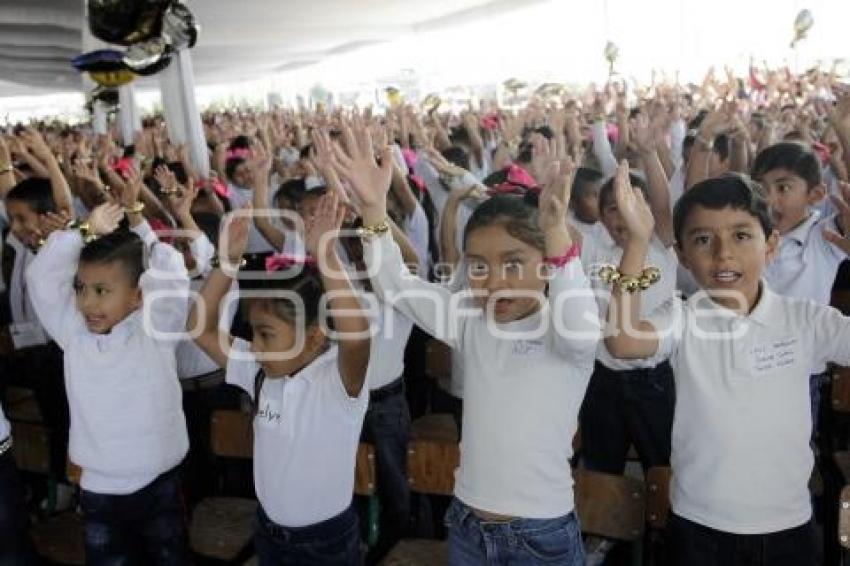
[0,0,541,97]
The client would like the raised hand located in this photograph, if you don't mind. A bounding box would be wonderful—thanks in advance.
[538,156,575,234]
[331,117,393,216]
[310,128,349,203]
[303,190,345,260]
[119,164,143,208]
[87,202,124,236]
[19,128,55,165]
[629,113,657,155]
[824,181,850,255]
[613,160,654,243]
[154,164,179,195]
[39,210,71,241]
[219,205,252,265]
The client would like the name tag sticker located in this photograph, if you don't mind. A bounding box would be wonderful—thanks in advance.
[10,322,47,350]
[748,338,798,376]
[512,339,545,357]
[256,398,283,428]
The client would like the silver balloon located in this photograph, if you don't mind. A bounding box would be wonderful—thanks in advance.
[791,9,814,48]
[604,41,619,75]
[160,2,199,50]
[122,36,170,75]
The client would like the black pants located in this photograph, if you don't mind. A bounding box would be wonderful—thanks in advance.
[80,465,189,565]
[0,450,36,566]
[180,377,243,508]
[580,360,675,473]
[2,342,69,480]
[362,383,411,551]
[668,512,816,566]
[255,504,360,565]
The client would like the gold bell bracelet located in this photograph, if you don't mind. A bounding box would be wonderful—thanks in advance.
[598,264,661,293]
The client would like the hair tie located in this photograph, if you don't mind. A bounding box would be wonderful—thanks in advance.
[225,147,251,160]
[265,253,316,272]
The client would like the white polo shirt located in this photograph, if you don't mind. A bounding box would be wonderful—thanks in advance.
[0,404,9,443]
[6,234,48,349]
[26,230,190,495]
[226,339,368,527]
[646,285,850,533]
[367,301,414,391]
[365,232,600,518]
[582,232,678,370]
[404,202,430,279]
[764,211,847,373]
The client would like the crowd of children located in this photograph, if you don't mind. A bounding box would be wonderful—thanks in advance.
[1,63,850,566]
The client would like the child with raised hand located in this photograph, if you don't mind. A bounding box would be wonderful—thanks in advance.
[752,141,850,430]
[188,191,371,565]
[25,200,192,564]
[605,162,850,566]
[338,118,600,564]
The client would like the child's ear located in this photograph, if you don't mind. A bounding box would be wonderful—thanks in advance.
[807,183,827,205]
[304,323,326,352]
[764,229,781,264]
[132,287,143,309]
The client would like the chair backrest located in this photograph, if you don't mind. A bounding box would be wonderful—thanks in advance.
[645,466,672,530]
[424,339,452,382]
[407,414,460,496]
[210,409,254,459]
[67,459,82,485]
[840,485,850,548]
[574,468,646,541]
[833,367,850,414]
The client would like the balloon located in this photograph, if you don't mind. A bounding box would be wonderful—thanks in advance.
[123,37,172,75]
[87,0,169,46]
[791,9,814,48]
[71,49,137,87]
[160,2,199,50]
[604,41,619,75]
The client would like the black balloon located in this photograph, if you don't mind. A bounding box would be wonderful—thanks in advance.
[87,0,170,46]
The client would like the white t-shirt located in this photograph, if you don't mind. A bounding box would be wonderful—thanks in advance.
[0,403,9,442]
[225,339,368,527]
[365,232,600,518]
[367,301,414,391]
[764,211,847,373]
[26,231,190,495]
[7,234,49,349]
[646,285,850,533]
[581,232,678,370]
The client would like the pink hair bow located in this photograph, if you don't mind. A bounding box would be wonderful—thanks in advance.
[197,178,230,199]
[112,156,134,177]
[265,253,316,272]
[400,148,418,171]
[225,147,251,160]
[480,113,500,131]
[486,164,540,197]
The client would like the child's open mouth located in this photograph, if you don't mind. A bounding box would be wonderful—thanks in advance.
[712,270,742,284]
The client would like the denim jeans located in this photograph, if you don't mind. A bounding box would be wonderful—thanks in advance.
[667,512,816,566]
[0,450,36,566]
[80,465,189,565]
[580,360,675,473]
[444,498,584,565]
[362,385,411,545]
[255,504,361,565]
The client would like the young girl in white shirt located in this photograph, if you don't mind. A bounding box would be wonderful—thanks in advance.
[26,199,192,565]
[188,189,371,565]
[332,119,600,565]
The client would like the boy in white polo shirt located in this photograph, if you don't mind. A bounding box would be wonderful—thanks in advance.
[605,163,850,566]
[751,141,850,433]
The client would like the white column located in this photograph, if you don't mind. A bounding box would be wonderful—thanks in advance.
[158,48,209,177]
[117,84,142,146]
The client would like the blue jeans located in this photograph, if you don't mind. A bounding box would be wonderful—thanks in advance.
[255,504,361,565]
[444,498,584,565]
[80,465,189,565]
[0,450,36,566]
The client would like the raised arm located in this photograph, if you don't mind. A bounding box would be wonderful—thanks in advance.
[188,210,249,367]
[0,136,14,198]
[631,115,675,246]
[21,129,73,216]
[303,190,370,397]
[604,161,662,359]
[248,148,286,250]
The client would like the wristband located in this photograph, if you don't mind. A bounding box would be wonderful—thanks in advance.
[65,219,99,244]
[543,242,580,268]
[211,255,247,271]
[356,219,391,238]
[124,201,145,215]
[598,264,661,293]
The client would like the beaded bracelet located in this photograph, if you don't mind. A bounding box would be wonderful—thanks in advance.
[598,264,661,293]
[356,219,391,238]
[65,219,99,244]
[210,255,247,271]
[125,201,145,215]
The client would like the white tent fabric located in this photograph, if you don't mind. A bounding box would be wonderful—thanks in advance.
[0,0,546,97]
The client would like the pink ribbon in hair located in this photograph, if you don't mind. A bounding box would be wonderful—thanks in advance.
[400,148,418,170]
[486,163,540,197]
[225,147,251,160]
[480,113,500,131]
[408,174,426,193]
[197,178,230,199]
[265,253,316,272]
[112,156,134,177]
[811,142,831,166]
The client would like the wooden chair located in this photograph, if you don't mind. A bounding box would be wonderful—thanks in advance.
[30,460,86,565]
[189,409,257,563]
[10,421,50,474]
[645,466,672,566]
[381,414,458,564]
[574,468,646,542]
[839,485,850,565]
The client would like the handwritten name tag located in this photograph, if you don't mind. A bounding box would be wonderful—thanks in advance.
[748,338,798,376]
[512,339,545,357]
[256,399,283,427]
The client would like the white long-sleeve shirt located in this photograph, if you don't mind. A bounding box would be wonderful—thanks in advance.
[364,232,600,518]
[26,230,190,495]
[646,285,850,534]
